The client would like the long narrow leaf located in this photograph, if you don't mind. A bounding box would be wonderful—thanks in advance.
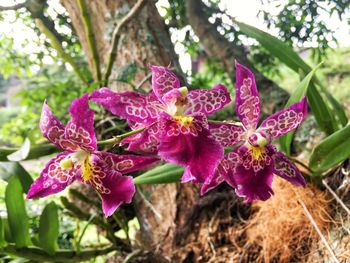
[134,164,183,185]
[309,125,350,173]
[39,202,59,255]
[279,63,321,155]
[5,176,30,248]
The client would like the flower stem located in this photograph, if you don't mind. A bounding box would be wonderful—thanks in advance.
[98,127,145,146]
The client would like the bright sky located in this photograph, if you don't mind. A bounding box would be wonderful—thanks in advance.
[1,0,349,73]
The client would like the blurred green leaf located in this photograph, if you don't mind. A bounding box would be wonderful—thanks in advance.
[5,176,30,248]
[0,144,59,162]
[39,202,59,255]
[279,63,321,155]
[134,164,183,185]
[7,138,31,162]
[0,162,33,194]
[0,218,7,248]
[309,125,350,173]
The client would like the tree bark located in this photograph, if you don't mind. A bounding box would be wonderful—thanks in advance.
[60,0,183,88]
[186,0,289,114]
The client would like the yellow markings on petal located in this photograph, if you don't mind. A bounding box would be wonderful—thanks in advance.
[82,155,94,182]
[59,158,73,170]
[174,116,194,127]
[249,145,266,160]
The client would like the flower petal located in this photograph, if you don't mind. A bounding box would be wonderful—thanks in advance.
[65,94,97,152]
[150,65,181,102]
[27,152,76,199]
[258,97,308,138]
[90,88,162,125]
[234,162,274,202]
[217,145,275,202]
[88,155,135,217]
[121,123,161,154]
[186,84,231,116]
[209,122,245,147]
[97,151,159,174]
[235,62,260,129]
[272,151,306,187]
[157,114,224,184]
[40,101,78,151]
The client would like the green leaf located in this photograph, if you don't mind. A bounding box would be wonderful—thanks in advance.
[134,164,183,185]
[235,20,343,135]
[0,218,7,248]
[235,20,310,73]
[39,202,59,255]
[309,125,350,173]
[5,176,30,248]
[279,63,321,155]
[7,138,31,162]
[0,143,59,162]
[0,162,33,194]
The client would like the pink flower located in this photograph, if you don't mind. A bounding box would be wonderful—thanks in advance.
[203,62,308,201]
[27,94,158,217]
[91,65,231,190]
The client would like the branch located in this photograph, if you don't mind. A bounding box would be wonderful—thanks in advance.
[77,0,101,82]
[2,244,116,262]
[103,0,147,86]
[0,2,27,11]
[35,19,88,85]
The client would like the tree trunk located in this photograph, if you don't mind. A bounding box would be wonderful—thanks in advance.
[60,0,183,89]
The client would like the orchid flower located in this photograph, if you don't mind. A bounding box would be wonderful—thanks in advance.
[204,62,308,201]
[90,65,231,189]
[27,94,158,217]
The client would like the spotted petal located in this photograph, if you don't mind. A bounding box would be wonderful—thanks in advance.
[235,62,260,129]
[88,154,135,217]
[258,97,308,138]
[90,88,162,125]
[186,84,231,116]
[157,114,224,184]
[65,94,97,152]
[98,152,159,174]
[150,65,181,103]
[40,101,77,151]
[218,145,275,202]
[209,122,245,147]
[121,123,161,154]
[27,152,77,199]
[272,151,306,187]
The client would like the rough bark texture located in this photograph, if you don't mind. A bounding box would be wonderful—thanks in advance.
[186,0,289,114]
[60,0,183,89]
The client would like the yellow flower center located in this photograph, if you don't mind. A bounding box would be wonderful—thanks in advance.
[249,145,266,160]
[174,116,194,127]
[58,150,93,182]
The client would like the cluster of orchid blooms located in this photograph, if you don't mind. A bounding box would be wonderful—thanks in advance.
[27,62,308,217]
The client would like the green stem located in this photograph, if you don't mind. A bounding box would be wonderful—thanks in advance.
[77,0,101,82]
[2,244,115,262]
[35,19,87,85]
[103,0,147,86]
[0,127,145,161]
[98,127,145,146]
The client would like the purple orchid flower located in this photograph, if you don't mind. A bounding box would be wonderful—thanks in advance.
[203,62,308,201]
[27,94,158,217]
[90,65,231,189]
